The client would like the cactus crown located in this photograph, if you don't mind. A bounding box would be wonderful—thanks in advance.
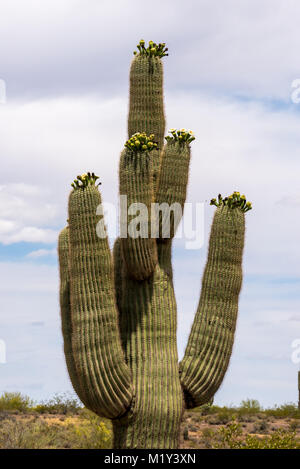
[71,172,101,190]
[124,132,158,153]
[133,39,168,58]
[210,192,252,212]
[165,128,195,144]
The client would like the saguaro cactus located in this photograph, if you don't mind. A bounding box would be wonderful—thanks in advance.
[58,40,252,449]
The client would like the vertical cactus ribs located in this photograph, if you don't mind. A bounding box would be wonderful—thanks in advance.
[58,39,252,449]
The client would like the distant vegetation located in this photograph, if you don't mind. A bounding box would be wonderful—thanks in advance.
[0,393,299,449]
[0,391,82,414]
[194,399,300,420]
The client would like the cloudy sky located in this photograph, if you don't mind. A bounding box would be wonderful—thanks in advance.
[0,0,300,408]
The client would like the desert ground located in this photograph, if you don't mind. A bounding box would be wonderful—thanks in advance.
[0,393,299,449]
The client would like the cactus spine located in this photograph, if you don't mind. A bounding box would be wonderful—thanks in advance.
[58,40,251,449]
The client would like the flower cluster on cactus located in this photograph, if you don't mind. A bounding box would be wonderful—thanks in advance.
[124,132,158,153]
[133,39,168,58]
[165,128,195,144]
[71,172,100,190]
[210,192,252,212]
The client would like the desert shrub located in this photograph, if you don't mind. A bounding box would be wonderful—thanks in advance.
[193,401,215,415]
[33,393,82,415]
[238,399,261,414]
[214,421,300,449]
[264,403,300,419]
[190,413,203,424]
[0,392,33,412]
[208,407,236,425]
[202,427,215,438]
[214,420,243,448]
[188,424,198,432]
[183,426,189,440]
[244,430,300,449]
[237,414,255,423]
[194,400,299,420]
[252,420,269,434]
[69,409,112,449]
[199,427,216,449]
[289,420,300,432]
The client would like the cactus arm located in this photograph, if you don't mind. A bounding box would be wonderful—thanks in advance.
[128,54,165,192]
[119,147,158,280]
[155,138,191,240]
[179,205,245,408]
[128,55,165,152]
[58,227,91,408]
[65,183,133,418]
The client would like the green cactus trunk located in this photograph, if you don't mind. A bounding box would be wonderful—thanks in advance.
[58,41,250,449]
[112,242,183,448]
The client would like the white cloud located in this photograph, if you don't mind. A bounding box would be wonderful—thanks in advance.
[167,93,300,276]
[0,228,58,245]
[5,227,58,244]
[1,91,300,270]
[0,219,16,234]
[0,96,128,243]
[0,0,299,100]
[0,183,59,244]
[26,248,57,258]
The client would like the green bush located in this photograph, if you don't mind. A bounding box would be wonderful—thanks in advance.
[264,403,300,419]
[289,420,300,432]
[252,420,269,434]
[0,392,33,412]
[208,407,236,425]
[245,429,300,449]
[183,426,189,441]
[202,427,215,438]
[33,393,82,415]
[194,400,299,420]
[214,421,300,449]
[71,409,112,449]
[238,399,262,414]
